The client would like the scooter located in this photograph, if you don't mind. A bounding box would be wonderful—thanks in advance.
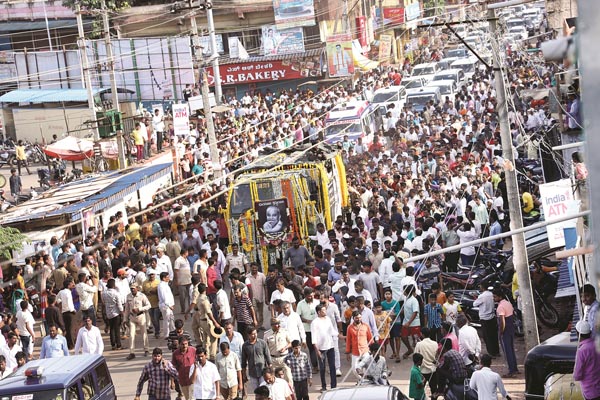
[0,148,16,168]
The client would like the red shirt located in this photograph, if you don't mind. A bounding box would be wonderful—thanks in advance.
[206,266,217,295]
[172,346,196,387]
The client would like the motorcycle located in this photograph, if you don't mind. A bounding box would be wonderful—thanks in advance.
[26,286,41,319]
[530,260,560,328]
[0,189,11,212]
[26,144,48,165]
[37,159,83,188]
[0,148,16,168]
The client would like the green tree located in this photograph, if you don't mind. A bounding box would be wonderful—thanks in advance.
[0,227,27,260]
[62,0,130,38]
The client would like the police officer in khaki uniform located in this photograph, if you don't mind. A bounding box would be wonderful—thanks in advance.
[190,283,221,360]
[124,283,151,360]
[264,317,293,384]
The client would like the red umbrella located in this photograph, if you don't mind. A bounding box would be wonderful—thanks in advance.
[43,136,94,161]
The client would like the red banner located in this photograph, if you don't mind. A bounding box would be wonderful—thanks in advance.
[206,60,304,86]
[383,7,405,24]
[356,16,368,53]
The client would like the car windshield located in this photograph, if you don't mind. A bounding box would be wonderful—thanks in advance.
[403,80,424,89]
[372,92,399,104]
[413,67,435,76]
[325,122,362,137]
[434,74,456,82]
[506,20,524,28]
[406,94,436,106]
[447,49,467,58]
[455,63,476,73]
[435,85,452,95]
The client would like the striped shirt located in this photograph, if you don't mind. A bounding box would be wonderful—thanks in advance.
[233,295,254,324]
[424,303,443,329]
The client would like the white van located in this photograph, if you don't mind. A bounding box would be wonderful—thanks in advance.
[432,68,466,86]
[450,57,480,80]
[405,87,442,112]
[324,100,379,145]
[427,80,457,103]
[401,76,428,90]
[411,62,440,83]
[371,86,407,115]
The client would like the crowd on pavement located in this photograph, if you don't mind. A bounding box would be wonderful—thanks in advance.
[0,21,599,400]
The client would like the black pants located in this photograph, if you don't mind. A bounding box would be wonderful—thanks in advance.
[156,131,163,152]
[306,332,318,368]
[317,348,336,390]
[238,322,251,342]
[443,251,460,273]
[293,379,309,400]
[63,311,76,349]
[109,315,122,348]
[423,371,439,394]
[17,159,30,175]
[481,318,500,356]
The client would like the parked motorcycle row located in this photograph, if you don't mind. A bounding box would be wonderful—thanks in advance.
[0,139,48,169]
[437,247,562,335]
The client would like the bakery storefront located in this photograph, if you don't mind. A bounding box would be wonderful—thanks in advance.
[207,48,324,99]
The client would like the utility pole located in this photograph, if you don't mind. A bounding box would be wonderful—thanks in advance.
[75,2,99,141]
[488,6,539,350]
[205,4,222,105]
[101,0,126,169]
[189,1,221,180]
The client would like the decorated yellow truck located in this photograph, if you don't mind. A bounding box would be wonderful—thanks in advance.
[225,144,349,270]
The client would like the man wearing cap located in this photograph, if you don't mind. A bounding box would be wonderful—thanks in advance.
[573,320,600,400]
[74,314,104,355]
[264,317,293,384]
[158,272,176,341]
[143,269,161,338]
[125,283,151,360]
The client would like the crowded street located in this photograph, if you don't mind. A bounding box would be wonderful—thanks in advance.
[0,0,597,400]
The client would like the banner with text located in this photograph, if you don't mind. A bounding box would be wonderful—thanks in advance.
[261,25,305,55]
[207,59,322,86]
[273,0,315,29]
[326,34,354,78]
[172,103,190,137]
[379,34,393,66]
[539,179,579,248]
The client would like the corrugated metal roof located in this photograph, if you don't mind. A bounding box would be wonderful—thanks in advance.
[220,47,323,65]
[0,163,172,225]
[0,88,134,103]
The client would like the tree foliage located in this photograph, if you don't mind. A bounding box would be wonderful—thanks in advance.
[0,227,27,261]
[62,0,131,38]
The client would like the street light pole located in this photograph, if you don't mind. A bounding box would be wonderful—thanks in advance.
[206,7,222,105]
[101,0,126,169]
[75,2,99,141]
[188,1,221,180]
[488,7,539,350]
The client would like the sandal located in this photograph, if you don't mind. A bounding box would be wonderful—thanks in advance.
[402,351,413,359]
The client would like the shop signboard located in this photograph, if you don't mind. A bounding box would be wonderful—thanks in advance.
[261,25,305,55]
[539,179,579,248]
[273,0,316,29]
[383,7,405,24]
[404,0,421,21]
[379,34,393,65]
[326,33,354,78]
[172,103,190,137]
[207,59,321,86]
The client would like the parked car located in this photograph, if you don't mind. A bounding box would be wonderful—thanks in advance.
[319,384,409,400]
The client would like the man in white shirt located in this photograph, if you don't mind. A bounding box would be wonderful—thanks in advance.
[76,272,98,326]
[158,272,175,339]
[215,280,232,324]
[260,366,293,400]
[56,278,76,349]
[270,279,296,316]
[74,315,104,355]
[155,247,174,280]
[15,300,35,360]
[456,314,481,367]
[472,285,500,357]
[0,333,22,371]
[470,354,511,400]
[310,304,338,391]
[190,346,221,400]
[278,301,306,344]
[151,108,165,153]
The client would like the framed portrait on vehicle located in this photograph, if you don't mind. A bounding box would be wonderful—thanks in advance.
[255,198,291,244]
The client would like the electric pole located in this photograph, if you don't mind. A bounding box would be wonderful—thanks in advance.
[488,6,539,350]
[101,0,126,169]
[75,2,99,141]
[205,3,222,105]
[189,1,221,180]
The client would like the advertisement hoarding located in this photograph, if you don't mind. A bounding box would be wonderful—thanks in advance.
[172,103,190,137]
[326,34,354,78]
[261,25,305,55]
[273,0,316,29]
[539,179,579,248]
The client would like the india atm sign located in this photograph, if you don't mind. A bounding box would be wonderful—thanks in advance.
[539,179,580,249]
[207,61,303,86]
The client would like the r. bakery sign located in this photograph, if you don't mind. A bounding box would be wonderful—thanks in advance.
[207,60,304,85]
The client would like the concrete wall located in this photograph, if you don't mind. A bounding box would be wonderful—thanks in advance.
[11,107,91,142]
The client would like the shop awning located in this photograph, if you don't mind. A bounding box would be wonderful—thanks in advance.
[352,40,378,71]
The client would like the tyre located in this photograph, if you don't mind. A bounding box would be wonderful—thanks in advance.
[0,174,5,188]
[536,301,560,328]
[9,156,17,166]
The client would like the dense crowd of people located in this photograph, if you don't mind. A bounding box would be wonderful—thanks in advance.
[0,18,599,400]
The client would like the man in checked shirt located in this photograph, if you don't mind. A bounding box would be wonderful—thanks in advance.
[135,347,183,400]
[284,340,312,400]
